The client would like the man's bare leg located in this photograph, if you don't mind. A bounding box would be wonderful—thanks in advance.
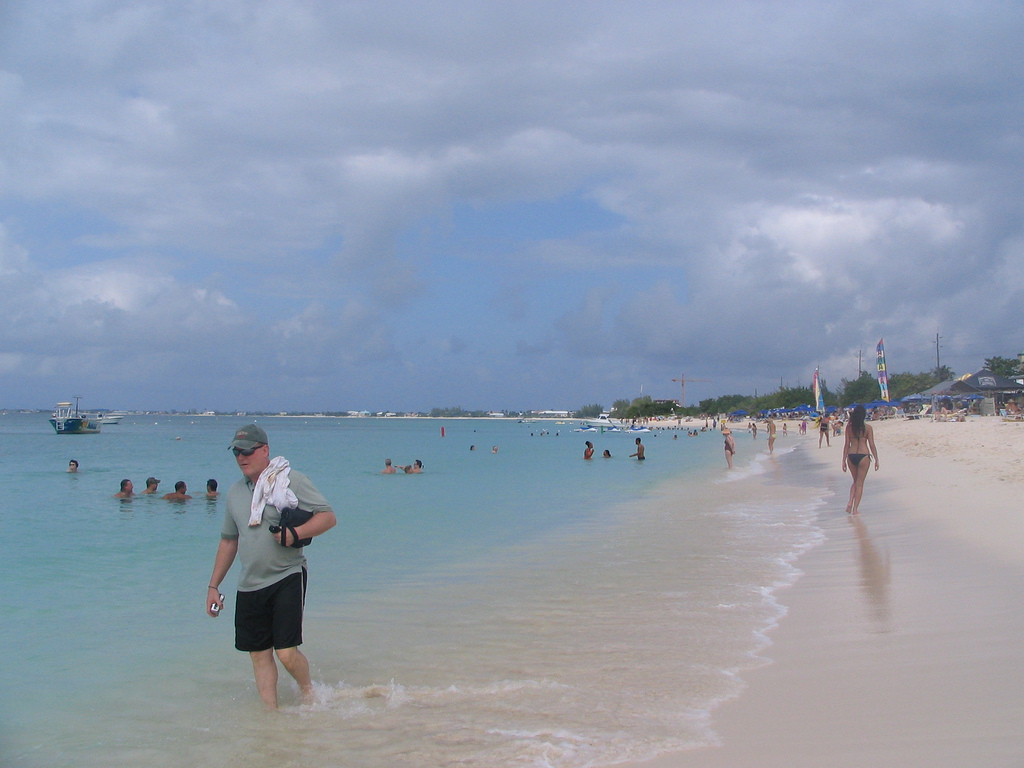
[250,649,279,708]
[276,646,314,703]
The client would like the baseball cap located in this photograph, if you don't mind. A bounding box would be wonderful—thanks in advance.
[229,423,268,450]
[146,477,160,486]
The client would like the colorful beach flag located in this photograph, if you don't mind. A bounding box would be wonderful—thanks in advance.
[813,367,825,412]
[876,338,890,402]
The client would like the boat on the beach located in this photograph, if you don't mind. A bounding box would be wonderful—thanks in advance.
[50,399,101,434]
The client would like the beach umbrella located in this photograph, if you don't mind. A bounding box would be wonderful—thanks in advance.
[900,393,926,403]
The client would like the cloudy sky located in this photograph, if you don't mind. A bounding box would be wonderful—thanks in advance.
[1,1,1021,412]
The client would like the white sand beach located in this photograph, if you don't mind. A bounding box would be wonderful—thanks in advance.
[631,416,1024,768]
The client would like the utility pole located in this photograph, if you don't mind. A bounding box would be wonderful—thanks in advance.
[935,332,942,373]
[857,349,863,376]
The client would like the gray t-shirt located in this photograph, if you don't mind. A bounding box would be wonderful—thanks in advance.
[221,467,332,592]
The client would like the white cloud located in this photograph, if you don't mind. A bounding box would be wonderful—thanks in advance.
[0,1,1022,408]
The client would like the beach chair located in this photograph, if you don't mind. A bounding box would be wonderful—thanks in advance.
[906,404,930,420]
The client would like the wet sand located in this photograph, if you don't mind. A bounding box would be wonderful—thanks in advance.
[631,416,1024,768]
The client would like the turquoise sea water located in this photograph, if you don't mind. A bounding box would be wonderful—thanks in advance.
[1,414,828,767]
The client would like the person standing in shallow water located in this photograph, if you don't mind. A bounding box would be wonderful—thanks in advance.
[722,428,736,469]
[206,424,337,709]
[842,404,879,515]
[583,441,594,460]
[630,437,645,460]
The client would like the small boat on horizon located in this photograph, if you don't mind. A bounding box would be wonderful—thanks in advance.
[50,398,102,434]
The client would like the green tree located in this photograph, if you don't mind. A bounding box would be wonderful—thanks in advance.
[626,395,655,420]
[839,371,880,405]
[984,356,1021,378]
[610,399,632,419]
[699,394,750,415]
[575,403,604,419]
[888,371,937,400]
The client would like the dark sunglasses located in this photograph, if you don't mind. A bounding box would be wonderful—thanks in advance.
[232,444,263,457]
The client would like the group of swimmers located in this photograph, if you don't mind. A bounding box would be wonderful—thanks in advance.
[382,458,423,474]
[583,436,646,460]
[582,440,614,459]
[68,458,217,501]
[112,474,219,501]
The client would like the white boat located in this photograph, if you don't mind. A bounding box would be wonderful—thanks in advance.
[584,413,622,432]
[50,399,101,434]
[98,411,127,424]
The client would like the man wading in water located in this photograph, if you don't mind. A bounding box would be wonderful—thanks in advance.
[206,424,337,708]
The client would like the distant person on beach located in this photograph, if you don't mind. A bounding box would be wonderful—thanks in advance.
[206,423,337,709]
[630,437,645,460]
[766,418,777,454]
[382,459,397,474]
[206,479,219,498]
[723,428,736,468]
[603,449,612,458]
[584,441,594,460]
[402,460,423,474]
[141,477,161,494]
[114,479,133,498]
[842,404,879,515]
[67,459,79,473]
[163,481,192,501]
[818,413,831,447]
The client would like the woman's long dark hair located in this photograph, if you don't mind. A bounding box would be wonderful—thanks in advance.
[849,404,867,437]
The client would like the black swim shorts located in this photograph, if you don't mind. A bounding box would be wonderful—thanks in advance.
[234,570,307,652]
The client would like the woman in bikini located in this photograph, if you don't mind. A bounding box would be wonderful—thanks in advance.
[842,404,879,514]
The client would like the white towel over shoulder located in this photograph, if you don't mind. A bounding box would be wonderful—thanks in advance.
[249,456,299,527]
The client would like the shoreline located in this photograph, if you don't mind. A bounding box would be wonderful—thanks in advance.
[629,416,1024,767]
